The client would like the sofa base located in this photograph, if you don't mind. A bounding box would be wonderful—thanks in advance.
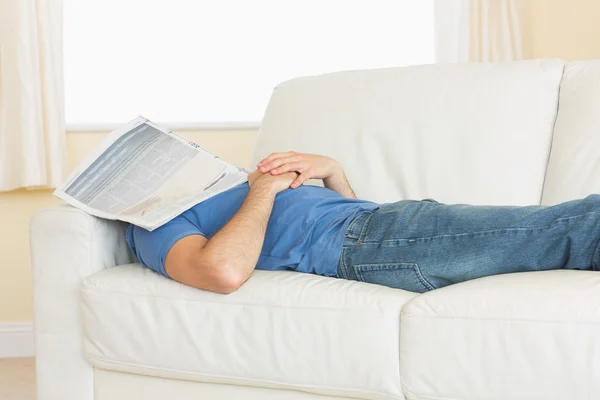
[94,368,359,400]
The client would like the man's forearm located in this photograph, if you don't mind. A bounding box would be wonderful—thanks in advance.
[324,169,357,199]
[202,184,275,283]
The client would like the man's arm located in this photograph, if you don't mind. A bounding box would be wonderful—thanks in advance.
[165,171,296,294]
[323,165,357,199]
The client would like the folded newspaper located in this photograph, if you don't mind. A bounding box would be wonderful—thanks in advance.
[54,116,249,231]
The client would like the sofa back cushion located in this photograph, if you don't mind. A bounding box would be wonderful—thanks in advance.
[542,60,600,205]
[254,60,564,205]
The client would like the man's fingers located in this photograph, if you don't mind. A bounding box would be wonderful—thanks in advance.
[260,156,302,173]
[257,151,296,167]
[269,162,304,175]
[259,153,298,170]
[290,172,311,188]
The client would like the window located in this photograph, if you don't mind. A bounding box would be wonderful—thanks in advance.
[64,0,434,127]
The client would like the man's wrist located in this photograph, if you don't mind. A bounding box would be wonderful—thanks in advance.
[324,160,344,181]
[249,182,278,198]
[323,172,344,187]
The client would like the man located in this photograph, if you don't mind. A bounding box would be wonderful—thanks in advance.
[127,152,600,294]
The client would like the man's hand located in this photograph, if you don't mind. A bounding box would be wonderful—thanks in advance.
[248,168,299,195]
[256,152,342,189]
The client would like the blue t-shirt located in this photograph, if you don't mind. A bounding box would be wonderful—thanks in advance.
[126,182,378,278]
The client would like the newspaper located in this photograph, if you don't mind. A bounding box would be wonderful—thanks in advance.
[54,116,249,231]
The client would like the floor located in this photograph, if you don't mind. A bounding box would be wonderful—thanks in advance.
[0,358,36,400]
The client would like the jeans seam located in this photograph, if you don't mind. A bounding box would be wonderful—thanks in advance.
[357,212,375,244]
[553,210,600,223]
[413,263,436,291]
[338,247,349,279]
[345,211,370,239]
[353,263,435,292]
[367,227,543,245]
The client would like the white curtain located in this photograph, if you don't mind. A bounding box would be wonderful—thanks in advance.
[0,0,68,191]
[435,0,525,63]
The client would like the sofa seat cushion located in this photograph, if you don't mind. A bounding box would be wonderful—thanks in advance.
[400,270,600,400]
[81,263,417,400]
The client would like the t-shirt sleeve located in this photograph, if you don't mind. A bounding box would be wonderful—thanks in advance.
[126,216,205,278]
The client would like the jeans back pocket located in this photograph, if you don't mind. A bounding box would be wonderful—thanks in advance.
[353,263,434,293]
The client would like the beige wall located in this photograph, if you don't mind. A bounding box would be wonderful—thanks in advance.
[525,0,600,60]
[0,130,258,321]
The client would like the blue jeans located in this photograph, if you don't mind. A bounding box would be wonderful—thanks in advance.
[337,195,600,293]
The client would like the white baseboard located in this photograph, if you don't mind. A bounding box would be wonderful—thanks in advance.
[0,321,34,358]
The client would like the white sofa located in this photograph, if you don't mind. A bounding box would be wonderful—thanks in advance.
[31,59,600,400]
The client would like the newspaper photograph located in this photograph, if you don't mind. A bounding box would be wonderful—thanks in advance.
[54,116,249,231]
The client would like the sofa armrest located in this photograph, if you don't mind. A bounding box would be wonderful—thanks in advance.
[30,205,134,400]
